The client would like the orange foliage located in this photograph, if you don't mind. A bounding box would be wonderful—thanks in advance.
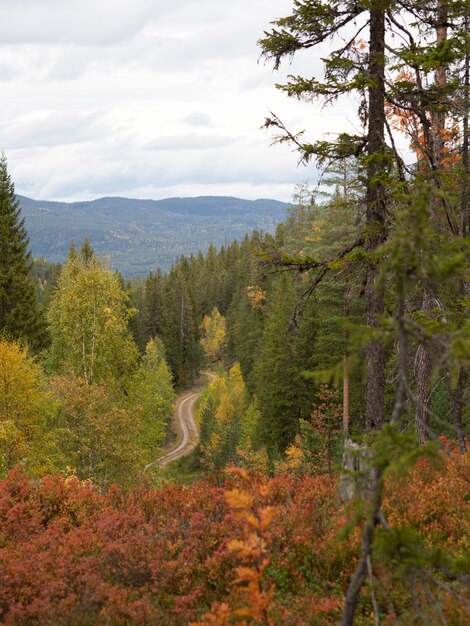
[0,449,468,625]
[194,467,278,625]
[386,70,461,172]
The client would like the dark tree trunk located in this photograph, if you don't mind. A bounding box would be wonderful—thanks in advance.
[414,1,448,442]
[462,8,470,239]
[365,4,386,432]
[341,7,387,622]
[431,0,448,171]
[340,466,385,626]
[455,14,469,456]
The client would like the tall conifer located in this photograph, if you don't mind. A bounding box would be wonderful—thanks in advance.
[254,274,316,456]
[0,154,43,349]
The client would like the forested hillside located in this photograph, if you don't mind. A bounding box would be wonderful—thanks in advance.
[1,0,470,624]
[19,194,289,276]
[129,183,366,464]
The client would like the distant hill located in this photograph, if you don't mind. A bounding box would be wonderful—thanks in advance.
[18,195,291,276]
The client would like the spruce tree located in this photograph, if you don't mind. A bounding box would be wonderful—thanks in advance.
[141,270,166,345]
[0,154,43,349]
[254,273,316,456]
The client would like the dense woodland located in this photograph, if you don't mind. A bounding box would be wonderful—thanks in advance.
[1,0,470,624]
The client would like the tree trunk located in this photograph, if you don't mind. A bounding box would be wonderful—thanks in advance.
[365,3,386,432]
[455,14,469,456]
[180,286,185,354]
[414,1,448,442]
[340,466,385,626]
[431,0,448,171]
[343,350,350,435]
[461,9,470,238]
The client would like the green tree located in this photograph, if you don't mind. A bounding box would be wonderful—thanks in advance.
[226,234,266,391]
[197,243,223,315]
[50,375,143,490]
[127,337,175,460]
[47,244,137,387]
[260,0,390,430]
[289,175,365,433]
[0,154,44,349]
[161,268,201,386]
[254,274,316,456]
[140,270,166,348]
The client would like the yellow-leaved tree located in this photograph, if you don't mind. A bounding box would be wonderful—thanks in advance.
[49,375,145,490]
[200,307,227,363]
[47,243,137,388]
[127,337,175,461]
[197,364,248,470]
[0,338,55,476]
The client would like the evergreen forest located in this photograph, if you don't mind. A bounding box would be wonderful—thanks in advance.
[0,1,469,625]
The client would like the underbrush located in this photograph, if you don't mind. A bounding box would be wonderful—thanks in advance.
[0,448,468,625]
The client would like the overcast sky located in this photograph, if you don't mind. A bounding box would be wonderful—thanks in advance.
[1,0,359,202]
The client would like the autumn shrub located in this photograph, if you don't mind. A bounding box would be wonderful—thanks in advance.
[0,448,468,625]
[371,448,470,626]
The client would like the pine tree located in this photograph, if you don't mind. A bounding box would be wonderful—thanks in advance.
[0,154,43,349]
[161,268,201,386]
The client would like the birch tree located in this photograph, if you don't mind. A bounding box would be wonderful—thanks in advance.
[48,244,137,387]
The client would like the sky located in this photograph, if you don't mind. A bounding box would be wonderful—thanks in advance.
[1,0,359,203]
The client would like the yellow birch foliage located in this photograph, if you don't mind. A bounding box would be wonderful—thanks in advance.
[200,307,227,361]
[47,254,137,387]
[0,338,55,475]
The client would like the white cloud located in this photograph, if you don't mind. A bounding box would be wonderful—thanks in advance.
[0,0,157,45]
[2,110,111,148]
[181,112,212,127]
[1,0,358,204]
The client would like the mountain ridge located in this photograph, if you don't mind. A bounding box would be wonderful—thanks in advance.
[18,194,290,276]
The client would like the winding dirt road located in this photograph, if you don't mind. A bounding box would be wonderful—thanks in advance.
[156,372,214,468]
[158,390,201,466]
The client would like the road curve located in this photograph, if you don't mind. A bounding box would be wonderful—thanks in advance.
[158,391,200,466]
[144,372,214,471]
